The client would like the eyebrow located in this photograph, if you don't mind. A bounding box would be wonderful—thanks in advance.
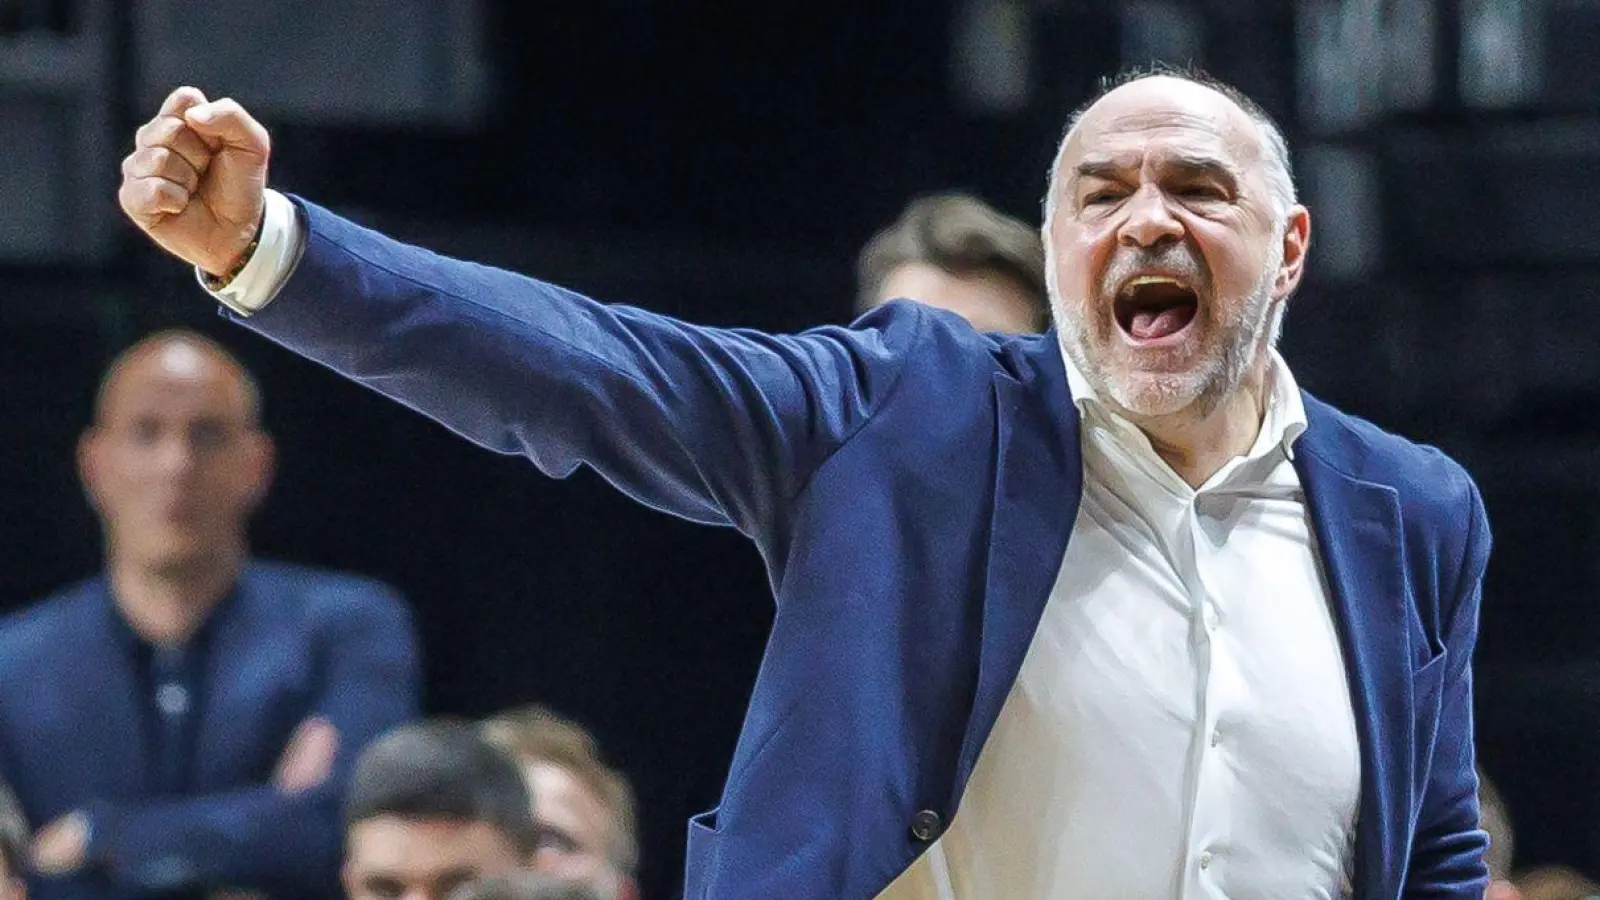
[1072,153,1241,190]
[1073,157,1133,183]
[1165,154,1241,191]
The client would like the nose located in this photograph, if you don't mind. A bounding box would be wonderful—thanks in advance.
[153,434,198,476]
[1117,183,1185,250]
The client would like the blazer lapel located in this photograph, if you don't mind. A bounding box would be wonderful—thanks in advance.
[1296,418,1416,900]
[83,583,150,799]
[954,336,1082,793]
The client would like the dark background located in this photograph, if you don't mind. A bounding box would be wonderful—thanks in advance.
[2,1,1599,896]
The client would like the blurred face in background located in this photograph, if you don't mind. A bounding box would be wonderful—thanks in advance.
[344,816,526,900]
[525,762,630,898]
[79,337,273,575]
[876,262,1042,334]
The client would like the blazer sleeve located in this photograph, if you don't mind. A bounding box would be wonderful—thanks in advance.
[85,582,421,898]
[1403,477,1492,898]
[228,197,920,542]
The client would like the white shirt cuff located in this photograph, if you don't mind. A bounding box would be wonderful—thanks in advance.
[197,189,304,316]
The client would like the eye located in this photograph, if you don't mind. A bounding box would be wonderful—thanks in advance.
[1175,183,1226,201]
[363,878,405,900]
[1083,189,1125,206]
[534,826,580,855]
[188,420,233,452]
[129,419,163,445]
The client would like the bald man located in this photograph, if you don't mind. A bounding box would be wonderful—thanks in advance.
[0,331,420,900]
[122,65,1489,898]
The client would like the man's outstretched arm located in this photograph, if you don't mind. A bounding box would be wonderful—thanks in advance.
[120,87,924,542]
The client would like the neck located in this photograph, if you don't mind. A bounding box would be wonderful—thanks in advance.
[1129,359,1273,488]
[108,542,245,646]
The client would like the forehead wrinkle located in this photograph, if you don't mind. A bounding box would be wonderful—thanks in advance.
[1068,79,1270,174]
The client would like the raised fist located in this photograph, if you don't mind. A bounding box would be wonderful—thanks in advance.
[119,87,270,277]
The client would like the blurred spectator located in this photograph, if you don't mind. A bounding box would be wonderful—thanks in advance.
[480,708,637,900]
[1517,867,1600,900]
[0,783,27,900]
[0,330,419,900]
[447,873,603,900]
[1483,769,1524,900]
[343,720,539,900]
[856,192,1048,333]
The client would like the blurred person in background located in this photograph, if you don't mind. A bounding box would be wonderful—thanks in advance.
[1483,770,1524,900]
[856,192,1048,334]
[342,721,539,900]
[0,331,419,900]
[480,707,637,900]
[1482,769,1600,900]
[121,65,1492,899]
[1517,868,1600,900]
[447,872,603,900]
[0,783,28,900]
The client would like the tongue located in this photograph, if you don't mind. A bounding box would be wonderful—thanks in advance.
[1129,305,1193,340]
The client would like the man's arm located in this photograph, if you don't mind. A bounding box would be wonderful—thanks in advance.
[122,90,920,543]
[71,584,420,897]
[1403,478,1492,898]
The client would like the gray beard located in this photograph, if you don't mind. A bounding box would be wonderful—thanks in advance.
[1054,252,1281,421]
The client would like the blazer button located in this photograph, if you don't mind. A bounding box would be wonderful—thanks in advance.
[910,809,944,842]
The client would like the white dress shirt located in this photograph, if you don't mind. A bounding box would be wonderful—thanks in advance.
[208,199,1361,898]
[879,349,1360,899]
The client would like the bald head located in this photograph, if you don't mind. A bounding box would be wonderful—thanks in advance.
[95,330,261,429]
[80,329,273,576]
[1046,70,1296,231]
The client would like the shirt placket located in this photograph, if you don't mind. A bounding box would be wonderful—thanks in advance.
[1175,488,1250,900]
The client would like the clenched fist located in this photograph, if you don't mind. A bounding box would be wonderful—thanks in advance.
[118,87,271,277]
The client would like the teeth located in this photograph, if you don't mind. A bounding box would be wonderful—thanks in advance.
[1126,275,1183,289]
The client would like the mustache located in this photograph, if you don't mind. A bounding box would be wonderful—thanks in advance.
[1099,246,1210,297]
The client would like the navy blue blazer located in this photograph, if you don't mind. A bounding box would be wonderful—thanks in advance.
[0,561,420,900]
[236,199,1489,899]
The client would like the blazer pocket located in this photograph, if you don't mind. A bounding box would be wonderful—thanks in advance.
[683,807,721,900]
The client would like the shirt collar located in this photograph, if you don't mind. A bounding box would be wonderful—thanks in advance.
[1059,338,1307,461]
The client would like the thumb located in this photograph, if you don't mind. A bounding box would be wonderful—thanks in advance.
[183,98,270,157]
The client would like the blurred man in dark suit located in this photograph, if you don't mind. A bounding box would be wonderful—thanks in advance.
[342,721,539,900]
[857,193,1048,334]
[0,330,420,900]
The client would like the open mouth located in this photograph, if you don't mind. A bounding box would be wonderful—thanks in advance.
[1114,275,1199,343]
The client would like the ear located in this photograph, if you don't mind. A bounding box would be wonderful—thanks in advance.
[339,856,358,900]
[241,431,277,512]
[77,428,106,514]
[1274,204,1311,300]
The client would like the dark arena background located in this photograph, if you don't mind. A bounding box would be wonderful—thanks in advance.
[2,2,1598,897]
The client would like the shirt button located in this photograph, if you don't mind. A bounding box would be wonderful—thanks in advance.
[1199,851,1213,870]
[157,683,189,717]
